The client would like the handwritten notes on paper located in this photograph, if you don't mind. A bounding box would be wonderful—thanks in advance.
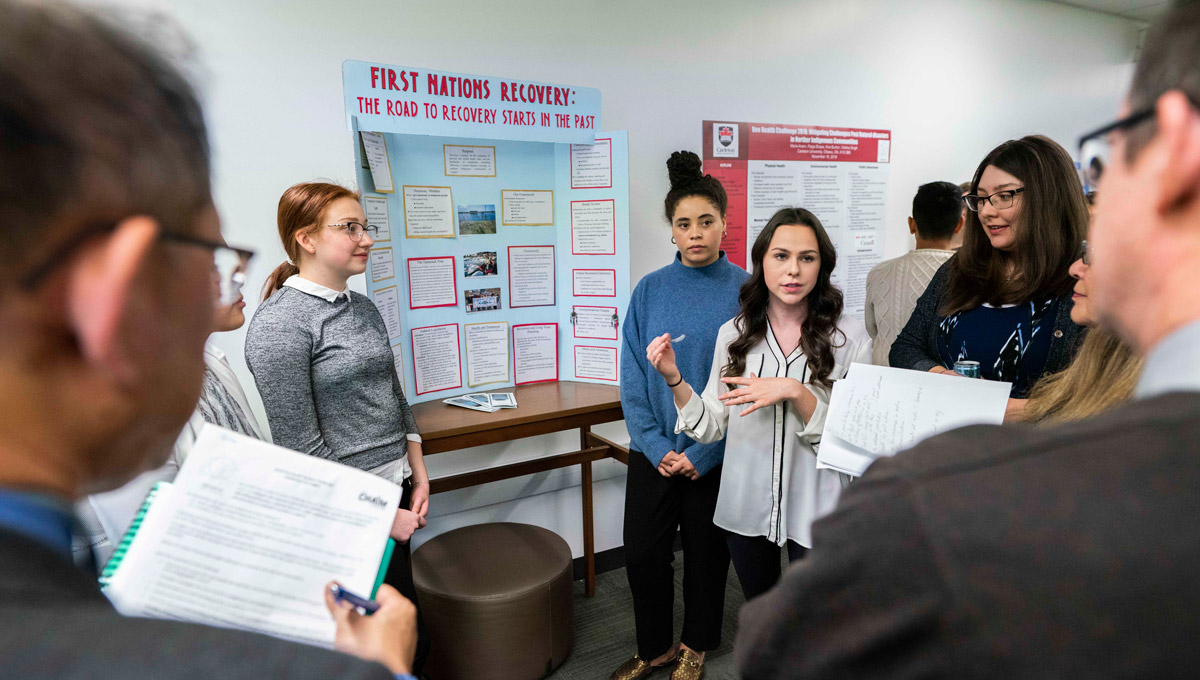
[819,364,1011,477]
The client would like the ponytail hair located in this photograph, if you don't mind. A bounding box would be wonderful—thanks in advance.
[664,150,728,222]
[262,181,360,301]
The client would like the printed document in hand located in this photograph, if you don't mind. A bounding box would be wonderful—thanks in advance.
[818,363,1011,477]
[101,425,400,648]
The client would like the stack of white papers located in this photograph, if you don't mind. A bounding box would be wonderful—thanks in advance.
[443,392,518,412]
[818,363,1011,477]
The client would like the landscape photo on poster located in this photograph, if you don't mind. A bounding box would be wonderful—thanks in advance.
[465,287,502,313]
[463,251,498,277]
[457,204,497,235]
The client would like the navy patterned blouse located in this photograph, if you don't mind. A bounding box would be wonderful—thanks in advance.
[935,297,1060,397]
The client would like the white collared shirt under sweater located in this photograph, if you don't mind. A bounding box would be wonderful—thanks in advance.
[675,316,872,547]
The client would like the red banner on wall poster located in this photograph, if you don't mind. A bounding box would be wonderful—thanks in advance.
[705,160,747,269]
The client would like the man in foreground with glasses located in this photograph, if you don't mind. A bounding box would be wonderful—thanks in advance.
[736,3,1200,678]
[0,3,415,678]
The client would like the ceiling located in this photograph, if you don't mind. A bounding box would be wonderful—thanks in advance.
[1047,0,1171,21]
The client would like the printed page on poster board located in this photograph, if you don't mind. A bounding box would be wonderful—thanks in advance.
[363,196,392,241]
[571,305,618,340]
[407,256,457,309]
[370,285,402,340]
[444,144,497,177]
[570,199,617,255]
[403,186,456,238]
[411,323,462,395]
[570,137,612,189]
[508,245,556,308]
[369,247,395,283]
[513,323,558,385]
[501,190,554,226]
[360,131,394,193]
[572,269,616,297]
[465,321,509,387]
[391,342,405,383]
[574,345,618,381]
[703,120,890,320]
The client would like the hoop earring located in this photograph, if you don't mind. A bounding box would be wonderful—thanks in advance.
[670,237,676,244]
[722,231,728,239]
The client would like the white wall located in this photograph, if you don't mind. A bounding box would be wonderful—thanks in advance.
[93,0,1139,557]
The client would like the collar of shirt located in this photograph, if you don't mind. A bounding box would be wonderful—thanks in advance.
[0,487,74,559]
[283,275,350,303]
[1135,319,1200,399]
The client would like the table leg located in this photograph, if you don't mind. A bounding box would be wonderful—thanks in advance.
[581,426,596,597]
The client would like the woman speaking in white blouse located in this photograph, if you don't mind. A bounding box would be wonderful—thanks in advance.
[646,207,871,601]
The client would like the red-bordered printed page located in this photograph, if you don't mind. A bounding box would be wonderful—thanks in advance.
[407,256,457,309]
[571,269,616,297]
[570,199,616,255]
[573,345,617,382]
[508,245,556,308]
[512,323,558,385]
[410,323,462,395]
[571,305,618,340]
[569,137,612,189]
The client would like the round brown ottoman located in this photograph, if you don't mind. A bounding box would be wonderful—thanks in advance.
[412,522,574,680]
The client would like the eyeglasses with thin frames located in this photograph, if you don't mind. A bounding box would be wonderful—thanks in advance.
[963,187,1025,212]
[328,221,379,242]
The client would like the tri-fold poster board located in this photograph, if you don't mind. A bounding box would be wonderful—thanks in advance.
[343,61,630,403]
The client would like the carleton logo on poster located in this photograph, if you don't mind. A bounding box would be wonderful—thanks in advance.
[713,123,738,157]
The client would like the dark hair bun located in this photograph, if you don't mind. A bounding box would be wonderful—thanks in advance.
[666,150,703,189]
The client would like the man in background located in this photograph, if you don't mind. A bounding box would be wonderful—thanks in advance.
[0,3,415,677]
[863,181,963,365]
[736,2,1200,677]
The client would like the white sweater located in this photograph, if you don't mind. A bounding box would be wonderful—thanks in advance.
[864,249,955,366]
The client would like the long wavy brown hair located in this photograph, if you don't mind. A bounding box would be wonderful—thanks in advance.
[1024,328,1142,425]
[723,208,845,389]
[943,135,1087,316]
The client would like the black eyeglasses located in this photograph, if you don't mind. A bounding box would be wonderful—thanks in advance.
[1077,108,1156,188]
[20,222,255,305]
[964,187,1025,212]
[1079,239,1092,266]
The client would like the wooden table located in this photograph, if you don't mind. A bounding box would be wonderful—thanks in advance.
[413,381,628,596]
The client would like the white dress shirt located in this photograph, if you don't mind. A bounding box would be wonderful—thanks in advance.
[675,316,873,547]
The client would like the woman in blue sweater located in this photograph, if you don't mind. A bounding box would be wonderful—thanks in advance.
[611,152,748,680]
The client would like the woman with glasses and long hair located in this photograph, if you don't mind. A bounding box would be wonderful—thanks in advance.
[245,181,430,673]
[891,136,1087,414]
[646,207,871,603]
[77,240,261,565]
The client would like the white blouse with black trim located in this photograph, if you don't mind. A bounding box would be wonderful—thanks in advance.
[675,315,872,547]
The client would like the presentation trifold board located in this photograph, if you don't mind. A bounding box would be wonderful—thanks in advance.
[343,61,630,403]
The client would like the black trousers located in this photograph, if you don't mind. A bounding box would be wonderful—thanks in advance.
[623,450,730,658]
[726,532,808,603]
[383,478,431,675]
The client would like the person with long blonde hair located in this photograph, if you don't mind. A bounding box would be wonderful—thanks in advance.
[1022,240,1143,424]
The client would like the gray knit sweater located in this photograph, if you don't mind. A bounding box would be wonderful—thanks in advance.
[245,284,419,471]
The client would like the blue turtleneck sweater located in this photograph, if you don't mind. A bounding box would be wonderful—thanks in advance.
[619,252,748,476]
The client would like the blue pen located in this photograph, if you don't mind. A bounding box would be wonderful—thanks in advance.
[329,583,381,616]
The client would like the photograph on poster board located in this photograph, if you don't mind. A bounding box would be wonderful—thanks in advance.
[464,287,501,313]
[369,247,395,283]
[363,196,392,242]
[402,186,455,238]
[501,189,554,226]
[370,285,402,340]
[457,204,497,235]
[463,251,497,277]
[411,323,462,395]
[574,345,618,381]
[571,305,619,340]
[571,269,616,297]
[513,323,558,385]
[465,321,509,387]
[508,245,555,308]
[570,137,612,189]
[407,256,457,309]
[360,131,394,193]
[443,144,497,177]
[570,199,616,255]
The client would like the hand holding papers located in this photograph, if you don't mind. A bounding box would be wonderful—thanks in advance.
[819,364,1011,477]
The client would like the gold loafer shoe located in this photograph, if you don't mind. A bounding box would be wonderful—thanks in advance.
[610,654,660,680]
[669,648,704,680]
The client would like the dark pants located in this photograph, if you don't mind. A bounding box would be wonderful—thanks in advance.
[383,478,431,675]
[623,450,730,658]
[726,532,808,603]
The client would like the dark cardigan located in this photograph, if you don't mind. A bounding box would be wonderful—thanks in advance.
[889,260,1085,398]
